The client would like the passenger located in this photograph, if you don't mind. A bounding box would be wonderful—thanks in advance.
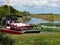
[12,20,15,23]
[7,20,10,26]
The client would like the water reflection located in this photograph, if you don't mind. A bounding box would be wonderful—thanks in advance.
[28,18,49,24]
[28,18,60,24]
[53,21,60,24]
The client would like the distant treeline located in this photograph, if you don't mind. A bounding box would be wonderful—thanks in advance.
[31,14,60,22]
[32,13,60,15]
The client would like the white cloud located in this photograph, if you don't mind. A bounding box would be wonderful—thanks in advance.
[50,0,59,2]
[47,0,60,7]
[47,3,59,7]
[31,0,48,6]
[5,0,60,8]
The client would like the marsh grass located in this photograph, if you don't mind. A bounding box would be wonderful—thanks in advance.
[31,15,60,21]
[33,23,60,32]
[7,33,60,45]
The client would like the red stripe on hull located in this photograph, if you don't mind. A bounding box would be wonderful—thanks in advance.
[0,29,23,34]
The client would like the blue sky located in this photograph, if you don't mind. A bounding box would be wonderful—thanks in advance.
[0,0,60,14]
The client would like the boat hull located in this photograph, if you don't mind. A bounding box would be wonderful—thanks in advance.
[0,29,40,34]
[24,30,40,33]
[0,29,23,34]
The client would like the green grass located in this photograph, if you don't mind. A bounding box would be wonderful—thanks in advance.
[7,33,60,45]
[33,24,60,32]
[41,23,60,27]
[41,28,60,32]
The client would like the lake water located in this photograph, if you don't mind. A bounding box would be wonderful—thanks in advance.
[28,18,60,24]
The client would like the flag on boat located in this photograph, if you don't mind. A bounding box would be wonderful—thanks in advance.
[6,0,10,4]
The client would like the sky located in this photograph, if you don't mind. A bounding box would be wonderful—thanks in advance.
[0,0,60,14]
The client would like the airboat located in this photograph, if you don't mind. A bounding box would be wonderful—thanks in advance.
[0,15,40,34]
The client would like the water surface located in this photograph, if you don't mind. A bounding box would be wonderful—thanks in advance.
[28,18,60,24]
